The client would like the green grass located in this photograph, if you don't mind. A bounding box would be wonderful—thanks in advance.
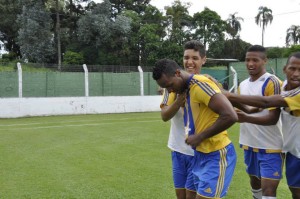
[0,112,291,198]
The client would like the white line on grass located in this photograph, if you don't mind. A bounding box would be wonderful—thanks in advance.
[0,117,159,127]
[0,119,162,131]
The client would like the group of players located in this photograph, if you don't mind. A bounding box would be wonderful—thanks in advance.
[152,40,300,199]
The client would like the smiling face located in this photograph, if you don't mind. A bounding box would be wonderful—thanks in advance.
[156,70,186,94]
[284,56,300,90]
[183,49,206,74]
[245,51,267,81]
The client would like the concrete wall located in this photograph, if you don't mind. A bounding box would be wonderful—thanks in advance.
[0,96,162,118]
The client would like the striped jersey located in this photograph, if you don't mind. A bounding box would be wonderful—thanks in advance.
[239,72,283,152]
[281,84,300,158]
[184,74,231,153]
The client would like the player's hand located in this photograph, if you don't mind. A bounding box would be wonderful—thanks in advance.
[221,89,231,98]
[236,109,247,123]
[175,93,186,107]
[203,74,223,90]
[185,134,201,148]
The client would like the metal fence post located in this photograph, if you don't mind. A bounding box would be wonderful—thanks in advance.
[17,62,22,98]
[83,64,89,97]
[138,66,144,96]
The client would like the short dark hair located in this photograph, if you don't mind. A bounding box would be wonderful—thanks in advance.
[247,45,267,59]
[152,58,181,80]
[184,40,206,58]
[286,52,300,65]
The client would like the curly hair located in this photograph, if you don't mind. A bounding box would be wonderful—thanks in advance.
[152,58,181,80]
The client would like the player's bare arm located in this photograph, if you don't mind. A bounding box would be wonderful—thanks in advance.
[227,93,288,109]
[236,108,281,125]
[185,93,237,147]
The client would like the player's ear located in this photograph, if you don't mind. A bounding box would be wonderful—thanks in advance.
[175,69,181,77]
[202,56,207,65]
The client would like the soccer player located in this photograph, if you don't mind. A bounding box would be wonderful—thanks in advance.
[153,58,238,199]
[233,45,283,199]
[224,52,300,199]
[160,40,206,199]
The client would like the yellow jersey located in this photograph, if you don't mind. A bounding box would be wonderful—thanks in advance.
[184,74,231,153]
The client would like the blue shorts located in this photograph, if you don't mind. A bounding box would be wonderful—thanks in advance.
[286,152,300,188]
[171,151,196,191]
[244,150,284,180]
[193,143,236,198]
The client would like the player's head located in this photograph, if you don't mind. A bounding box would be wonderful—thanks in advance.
[152,58,186,93]
[183,40,206,74]
[283,52,300,89]
[245,45,267,79]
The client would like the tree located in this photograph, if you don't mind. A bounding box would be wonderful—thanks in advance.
[266,47,285,58]
[226,12,243,39]
[255,6,273,47]
[165,0,192,45]
[0,0,22,55]
[45,0,64,69]
[77,0,131,64]
[286,25,300,47]
[17,1,55,63]
[193,7,226,50]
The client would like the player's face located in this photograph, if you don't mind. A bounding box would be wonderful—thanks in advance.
[156,71,186,94]
[245,51,266,80]
[284,56,300,89]
[183,49,206,74]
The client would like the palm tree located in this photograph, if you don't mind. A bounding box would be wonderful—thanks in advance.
[255,6,273,46]
[226,12,244,39]
[286,25,300,46]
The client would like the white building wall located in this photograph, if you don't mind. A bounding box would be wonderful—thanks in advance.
[0,96,162,118]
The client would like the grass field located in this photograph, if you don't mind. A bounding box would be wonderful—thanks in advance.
[0,112,291,199]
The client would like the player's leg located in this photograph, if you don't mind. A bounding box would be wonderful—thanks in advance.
[172,151,190,199]
[185,154,196,199]
[286,152,300,199]
[193,143,237,199]
[244,150,262,199]
[259,152,284,198]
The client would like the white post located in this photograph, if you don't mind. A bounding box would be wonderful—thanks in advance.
[83,64,89,97]
[229,66,238,93]
[137,66,144,96]
[17,62,22,98]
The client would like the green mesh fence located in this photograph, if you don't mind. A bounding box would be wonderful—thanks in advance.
[0,58,288,98]
[0,71,18,97]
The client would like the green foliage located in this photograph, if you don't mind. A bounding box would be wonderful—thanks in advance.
[63,51,84,64]
[0,0,22,54]
[0,0,299,66]
[266,47,286,58]
[208,38,251,61]
[283,45,300,57]
[1,51,17,61]
[193,7,226,49]
[16,1,55,63]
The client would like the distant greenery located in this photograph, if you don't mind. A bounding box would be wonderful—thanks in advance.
[0,61,53,72]
[1,0,298,67]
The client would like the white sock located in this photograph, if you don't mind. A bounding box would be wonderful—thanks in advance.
[262,197,276,199]
[252,188,262,199]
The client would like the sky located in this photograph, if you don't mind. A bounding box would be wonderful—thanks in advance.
[94,0,300,47]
